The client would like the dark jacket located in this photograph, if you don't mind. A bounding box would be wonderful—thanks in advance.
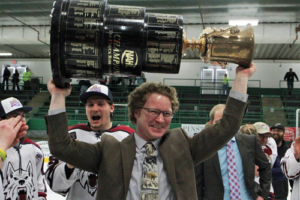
[195,134,271,200]
[3,68,11,78]
[272,141,289,199]
[284,72,299,82]
[12,72,19,83]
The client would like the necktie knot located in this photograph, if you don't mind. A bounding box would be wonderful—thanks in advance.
[144,142,155,156]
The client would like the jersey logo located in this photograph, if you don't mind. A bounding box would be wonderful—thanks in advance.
[77,170,98,196]
[4,162,35,200]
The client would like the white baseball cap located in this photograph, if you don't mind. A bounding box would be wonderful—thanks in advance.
[253,122,271,134]
[80,84,113,103]
[0,97,32,118]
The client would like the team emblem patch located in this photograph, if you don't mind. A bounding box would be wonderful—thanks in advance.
[35,153,43,161]
[10,99,21,108]
[88,85,101,93]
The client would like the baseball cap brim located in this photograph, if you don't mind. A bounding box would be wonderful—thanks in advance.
[0,106,32,118]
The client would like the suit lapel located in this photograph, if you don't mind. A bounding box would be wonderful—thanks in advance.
[158,134,178,197]
[212,153,223,183]
[121,134,136,195]
[235,134,248,176]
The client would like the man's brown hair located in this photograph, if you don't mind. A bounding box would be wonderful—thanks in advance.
[127,82,179,125]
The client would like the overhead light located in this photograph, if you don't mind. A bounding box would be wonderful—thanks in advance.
[0,53,12,56]
[229,19,259,26]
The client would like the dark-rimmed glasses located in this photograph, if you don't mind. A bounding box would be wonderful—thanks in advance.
[141,108,174,118]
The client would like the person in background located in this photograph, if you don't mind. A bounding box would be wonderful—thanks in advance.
[0,97,47,200]
[284,68,299,95]
[2,66,11,90]
[0,115,28,199]
[281,135,300,199]
[196,105,271,200]
[46,84,134,200]
[78,79,92,95]
[222,74,229,95]
[45,63,256,199]
[253,122,283,200]
[12,69,20,91]
[270,123,289,200]
[23,67,32,90]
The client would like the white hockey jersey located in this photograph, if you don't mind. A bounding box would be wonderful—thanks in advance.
[46,123,134,200]
[1,137,47,200]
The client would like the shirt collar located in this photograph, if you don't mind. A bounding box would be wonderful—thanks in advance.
[134,132,161,150]
[226,136,236,145]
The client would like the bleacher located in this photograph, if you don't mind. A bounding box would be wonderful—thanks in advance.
[10,82,300,127]
[281,91,300,126]
[29,84,267,125]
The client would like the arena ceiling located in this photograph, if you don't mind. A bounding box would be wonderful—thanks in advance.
[0,0,299,60]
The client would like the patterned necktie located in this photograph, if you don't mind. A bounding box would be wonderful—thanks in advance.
[226,140,241,200]
[141,142,159,200]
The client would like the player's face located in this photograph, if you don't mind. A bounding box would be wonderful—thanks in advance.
[6,110,26,121]
[134,93,172,141]
[85,96,114,131]
[258,133,270,146]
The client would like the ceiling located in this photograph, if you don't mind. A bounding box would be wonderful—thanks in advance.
[0,0,299,59]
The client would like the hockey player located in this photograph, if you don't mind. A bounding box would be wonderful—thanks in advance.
[0,97,47,200]
[46,83,134,200]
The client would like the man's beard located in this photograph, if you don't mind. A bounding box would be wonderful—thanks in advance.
[273,134,284,145]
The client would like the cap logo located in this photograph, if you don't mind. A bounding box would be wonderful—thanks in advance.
[10,99,21,108]
[262,124,269,130]
[88,85,101,93]
[275,123,281,126]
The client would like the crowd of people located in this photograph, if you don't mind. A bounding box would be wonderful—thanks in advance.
[0,63,300,200]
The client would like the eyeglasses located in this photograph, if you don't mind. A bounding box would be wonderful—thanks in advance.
[259,134,270,139]
[141,108,174,118]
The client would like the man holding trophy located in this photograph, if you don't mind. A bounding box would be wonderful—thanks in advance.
[46,0,259,199]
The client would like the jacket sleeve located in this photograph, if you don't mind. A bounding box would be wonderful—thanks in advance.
[194,162,204,200]
[45,157,79,195]
[45,112,102,174]
[255,137,272,199]
[272,156,284,182]
[295,72,299,81]
[284,72,287,80]
[281,143,300,179]
[34,146,47,200]
[191,97,248,164]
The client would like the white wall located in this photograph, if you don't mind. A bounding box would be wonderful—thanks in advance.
[0,59,52,85]
[1,58,300,88]
[145,59,300,88]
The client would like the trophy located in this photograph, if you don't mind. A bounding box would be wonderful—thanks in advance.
[50,0,254,88]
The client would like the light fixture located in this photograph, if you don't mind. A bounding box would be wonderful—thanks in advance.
[229,19,259,26]
[0,53,12,56]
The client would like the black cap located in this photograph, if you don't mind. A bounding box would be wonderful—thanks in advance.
[270,123,285,132]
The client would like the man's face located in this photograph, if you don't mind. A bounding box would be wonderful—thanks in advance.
[258,133,270,146]
[85,96,114,131]
[271,128,284,144]
[134,93,172,141]
[4,110,27,136]
[6,110,25,121]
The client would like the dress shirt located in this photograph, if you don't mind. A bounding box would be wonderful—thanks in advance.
[218,137,252,200]
[126,133,175,200]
